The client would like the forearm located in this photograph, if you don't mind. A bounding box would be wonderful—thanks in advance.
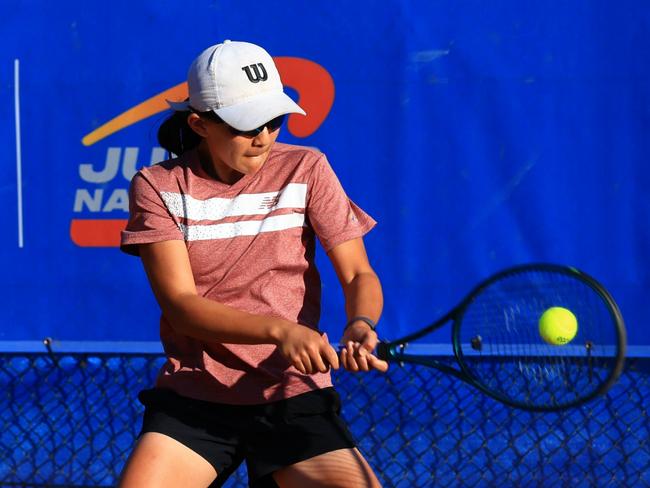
[138,241,291,345]
[339,271,389,372]
[163,293,288,344]
[342,271,383,325]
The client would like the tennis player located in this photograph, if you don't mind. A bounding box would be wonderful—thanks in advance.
[118,40,386,488]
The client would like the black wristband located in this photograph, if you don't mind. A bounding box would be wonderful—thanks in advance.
[344,316,376,331]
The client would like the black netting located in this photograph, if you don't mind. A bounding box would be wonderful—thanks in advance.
[1,353,649,487]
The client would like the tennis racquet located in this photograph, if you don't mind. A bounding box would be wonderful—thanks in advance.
[375,264,626,411]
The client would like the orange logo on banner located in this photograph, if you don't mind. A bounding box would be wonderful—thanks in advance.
[71,57,334,247]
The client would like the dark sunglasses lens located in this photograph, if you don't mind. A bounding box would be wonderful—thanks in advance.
[232,115,286,137]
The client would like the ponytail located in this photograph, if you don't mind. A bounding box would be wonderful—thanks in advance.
[157,110,202,156]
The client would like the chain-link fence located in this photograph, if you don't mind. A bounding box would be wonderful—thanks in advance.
[1,352,648,487]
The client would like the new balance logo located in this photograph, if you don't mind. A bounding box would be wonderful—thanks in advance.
[242,63,268,83]
[259,195,280,209]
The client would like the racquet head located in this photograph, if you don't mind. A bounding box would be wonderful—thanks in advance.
[453,264,626,410]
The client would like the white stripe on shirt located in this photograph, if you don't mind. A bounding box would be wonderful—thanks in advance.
[161,183,307,222]
[179,213,306,241]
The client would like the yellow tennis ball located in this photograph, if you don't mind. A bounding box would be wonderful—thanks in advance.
[539,307,578,345]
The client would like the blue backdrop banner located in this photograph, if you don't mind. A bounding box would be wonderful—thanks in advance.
[1,1,648,346]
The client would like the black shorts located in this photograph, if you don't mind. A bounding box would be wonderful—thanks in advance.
[137,387,357,487]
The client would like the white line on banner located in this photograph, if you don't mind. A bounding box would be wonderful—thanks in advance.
[14,59,24,248]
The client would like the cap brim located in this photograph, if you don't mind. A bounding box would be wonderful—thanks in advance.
[215,91,306,131]
[167,99,191,111]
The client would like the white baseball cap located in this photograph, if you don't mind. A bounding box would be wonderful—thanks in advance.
[168,40,306,131]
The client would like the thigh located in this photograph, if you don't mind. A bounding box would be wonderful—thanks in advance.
[118,432,217,488]
[121,389,244,487]
[272,448,382,488]
[245,388,357,483]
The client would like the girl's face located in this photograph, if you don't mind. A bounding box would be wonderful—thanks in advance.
[188,113,281,184]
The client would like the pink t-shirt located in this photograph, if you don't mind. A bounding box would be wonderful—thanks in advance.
[121,142,375,404]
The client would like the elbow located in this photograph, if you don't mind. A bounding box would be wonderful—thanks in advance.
[349,270,381,286]
[343,270,382,295]
[159,292,199,333]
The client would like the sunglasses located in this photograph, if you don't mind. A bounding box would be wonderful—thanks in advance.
[194,109,285,137]
[228,115,286,137]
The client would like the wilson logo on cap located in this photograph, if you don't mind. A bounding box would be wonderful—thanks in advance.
[242,63,268,83]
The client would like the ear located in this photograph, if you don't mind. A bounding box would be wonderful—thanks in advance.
[187,113,209,138]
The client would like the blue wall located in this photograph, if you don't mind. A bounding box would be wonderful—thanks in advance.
[1,1,648,346]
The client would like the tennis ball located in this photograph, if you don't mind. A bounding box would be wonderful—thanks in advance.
[539,307,578,345]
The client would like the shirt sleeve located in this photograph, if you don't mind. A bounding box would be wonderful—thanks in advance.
[120,170,184,256]
[306,154,376,252]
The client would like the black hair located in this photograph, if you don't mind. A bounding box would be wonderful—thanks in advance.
[157,110,201,156]
[157,108,224,156]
